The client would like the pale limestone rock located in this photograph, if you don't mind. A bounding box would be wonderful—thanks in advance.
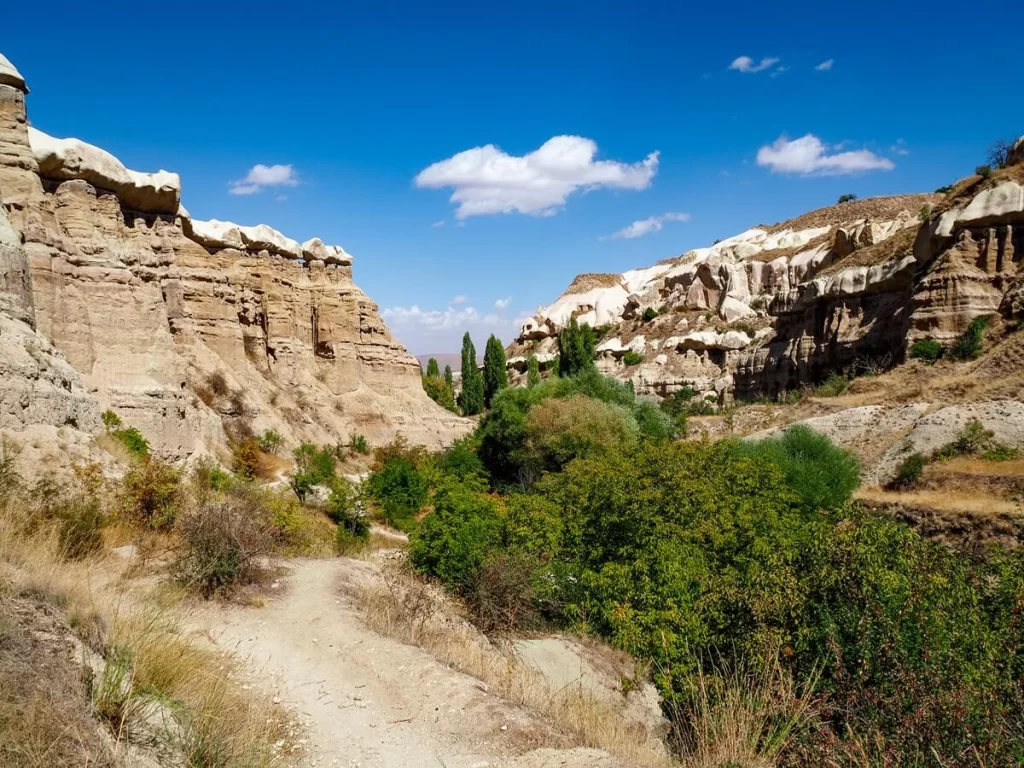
[28,127,180,213]
[718,295,755,323]
[936,182,1024,237]
[0,53,26,91]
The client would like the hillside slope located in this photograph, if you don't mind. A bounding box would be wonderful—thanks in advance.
[508,154,1023,403]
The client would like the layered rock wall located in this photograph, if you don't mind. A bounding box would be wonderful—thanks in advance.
[511,176,1024,402]
[0,52,468,457]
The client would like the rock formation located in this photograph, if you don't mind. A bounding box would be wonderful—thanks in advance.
[0,51,468,458]
[510,164,1024,402]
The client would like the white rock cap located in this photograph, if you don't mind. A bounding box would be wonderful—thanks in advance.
[29,127,180,214]
[0,53,26,91]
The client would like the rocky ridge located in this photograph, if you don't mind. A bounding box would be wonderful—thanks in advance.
[509,162,1024,402]
[0,52,468,459]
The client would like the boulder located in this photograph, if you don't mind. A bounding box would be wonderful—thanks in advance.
[0,53,26,91]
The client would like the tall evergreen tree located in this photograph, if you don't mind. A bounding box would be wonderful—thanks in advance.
[557,317,596,377]
[526,355,541,388]
[444,364,454,391]
[458,332,485,415]
[426,357,440,378]
[482,335,508,407]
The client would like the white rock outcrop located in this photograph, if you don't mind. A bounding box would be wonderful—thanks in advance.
[28,127,180,213]
[0,53,25,91]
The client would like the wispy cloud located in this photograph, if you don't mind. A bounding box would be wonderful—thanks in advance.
[770,65,791,79]
[431,219,446,228]
[494,297,511,310]
[728,56,780,74]
[890,138,910,156]
[756,134,894,175]
[229,164,300,195]
[414,135,659,219]
[450,295,469,306]
[814,59,834,71]
[603,212,690,241]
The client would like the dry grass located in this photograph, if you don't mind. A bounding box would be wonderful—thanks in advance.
[669,657,821,768]
[0,499,290,767]
[928,456,1024,478]
[358,563,672,767]
[856,487,1021,516]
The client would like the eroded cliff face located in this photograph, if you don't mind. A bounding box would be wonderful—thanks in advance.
[509,157,1024,402]
[0,53,468,457]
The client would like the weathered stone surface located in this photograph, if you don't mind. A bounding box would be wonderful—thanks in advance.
[0,53,25,91]
[0,51,469,458]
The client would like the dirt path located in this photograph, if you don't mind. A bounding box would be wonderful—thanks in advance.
[189,558,622,768]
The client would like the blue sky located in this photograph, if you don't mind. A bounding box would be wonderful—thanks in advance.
[3,1,1021,354]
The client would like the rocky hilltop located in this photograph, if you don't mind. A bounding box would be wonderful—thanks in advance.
[509,156,1024,402]
[0,52,468,458]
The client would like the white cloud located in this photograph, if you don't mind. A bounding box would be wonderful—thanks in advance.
[890,139,910,156]
[450,295,469,306]
[414,135,659,219]
[494,297,511,310]
[728,56,780,73]
[229,164,300,195]
[381,303,520,353]
[604,212,690,241]
[431,219,446,228]
[770,66,791,78]
[815,59,834,71]
[756,134,895,175]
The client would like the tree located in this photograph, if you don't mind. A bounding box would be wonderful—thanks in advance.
[837,193,857,204]
[426,357,440,378]
[988,137,1015,169]
[444,364,454,391]
[557,317,596,378]
[526,355,541,388]
[482,335,508,407]
[458,332,485,416]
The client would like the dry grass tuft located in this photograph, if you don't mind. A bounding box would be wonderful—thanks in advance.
[856,487,1021,517]
[359,563,671,767]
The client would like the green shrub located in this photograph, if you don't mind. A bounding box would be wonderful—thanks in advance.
[327,479,369,553]
[556,317,596,377]
[409,481,502,587]
[367,456,427,532]
[256,429,284,454]
[983,444,1020,462]
[622,350,643,366]
[291,442,336,501]
[642,307,659,322]
[101,410,122,431]
[436,436,488,486]
[934,184,954,194]
[121,459,181,530]
[525,395,639,472]
[734,425,861,514]
[837,193,857,203]
[933,419,1018,462]
[918,203,932,222]
[464,552,540,634]
[815,372,849,397]
[889,452,927,490]
[422,374,457,412]
[349,433,370,455]
[112,427,150,459]
[976,164,993,178]
[948,315,990,360]
[909,338,944,364]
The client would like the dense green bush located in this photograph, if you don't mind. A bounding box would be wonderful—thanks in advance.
[948,315,990,360]
[410,481,502,586]
[642,307,659,322]
[291,442,336,501]
[909,338,943,364]
[557,317,596,377]
[525,395,639,472]
[111,426,150,459]
[349,433,370,455]
[256,429,284,454]
[482,334,508,407]
[367,456,427,532]
[815,372,849,397]
[734,425,860,514]
[327,479,369,553]
[622,350,643,366]
[889,451,927,489]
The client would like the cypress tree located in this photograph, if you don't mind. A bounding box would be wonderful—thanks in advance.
[458,332,485,415]
[426,357,440,378]
[557,317,596,377]
[444,364,454,391]
[526,355,541,388]
[482,334,508,407]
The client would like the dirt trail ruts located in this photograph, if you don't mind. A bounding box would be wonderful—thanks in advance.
[189,558,624,768]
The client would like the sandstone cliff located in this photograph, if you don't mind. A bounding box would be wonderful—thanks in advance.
[0,52,468,458]
[509,154,1024,402]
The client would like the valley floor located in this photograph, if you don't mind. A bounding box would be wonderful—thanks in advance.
[189,557,632,768]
